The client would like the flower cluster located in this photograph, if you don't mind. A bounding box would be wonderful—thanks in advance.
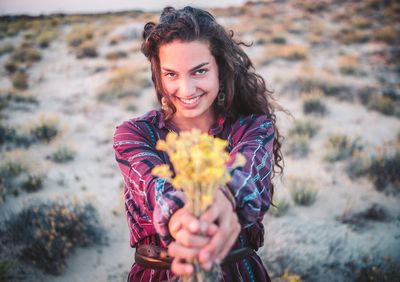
[152,129,245,216]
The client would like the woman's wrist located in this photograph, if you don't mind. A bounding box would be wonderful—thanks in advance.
[219,185,236,211]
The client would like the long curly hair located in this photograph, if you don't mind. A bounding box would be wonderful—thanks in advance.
[141,6,284,185]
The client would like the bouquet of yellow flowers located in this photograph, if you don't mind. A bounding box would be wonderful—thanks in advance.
[152,129,245,281]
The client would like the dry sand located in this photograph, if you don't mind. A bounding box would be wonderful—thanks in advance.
[1,1,399,281]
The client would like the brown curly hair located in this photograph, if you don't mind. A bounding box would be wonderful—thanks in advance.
[141,6,284,185]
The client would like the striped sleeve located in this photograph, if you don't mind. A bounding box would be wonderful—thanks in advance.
[227,115,274,228]
[113,120,184,247]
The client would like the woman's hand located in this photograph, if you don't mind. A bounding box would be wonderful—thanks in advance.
[168,207,218,275]
[198,188,241,269]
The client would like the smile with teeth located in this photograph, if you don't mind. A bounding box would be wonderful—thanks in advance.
[177,94,204,105]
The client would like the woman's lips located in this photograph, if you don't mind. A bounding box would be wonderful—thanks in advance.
[175,93,205,108]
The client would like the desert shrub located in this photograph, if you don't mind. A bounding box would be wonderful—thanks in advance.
[367,152,400,194]
[367,95,398,117]
[0,43,14,56]
[288,120,319,139]
[268,198,290,217]
[10,47,41,63]
[11,71,28,90]
[65,27,94,47]
[29,114,59,143]
[266,44,308,61]
[285,120,319,158]
[76,40,98,59]
[96,65,151,102]
[4,60,18,74]
[285,134,310,158]
[0,153,29,202]
[0,124,35,149]
[324,134,362,162]
[336,29,369,44]
[109,35,123,46]
[271,34,286,44]
[105,50,127,60]
[288,177,317,206]
[36,30,58,48]
[346,152,369,179]
[51,146,76,163]
[2,201,106,275]
[0,260,15,281]
[354,257,400,282]
[284,76,353,100]
[339,203,388,232]
[373,26,398,44]
[338,55,361,75]
[21,173,45,192]
[350,16,371,29]
[302,89,327,116]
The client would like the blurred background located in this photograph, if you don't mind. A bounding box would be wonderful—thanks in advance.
[0,0,399,281]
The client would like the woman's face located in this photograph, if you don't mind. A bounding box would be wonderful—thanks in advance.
[158,40,220,125]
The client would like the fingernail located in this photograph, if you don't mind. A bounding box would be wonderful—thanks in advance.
[202,252,209,261]
[186,264,193,274]
[200,221,208,232]
[189,221,198,231]
[171,221,179,231]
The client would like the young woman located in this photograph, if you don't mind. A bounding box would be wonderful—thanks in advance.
[113,6,283,281]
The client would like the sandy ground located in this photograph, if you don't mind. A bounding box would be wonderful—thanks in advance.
[1,1,399,281]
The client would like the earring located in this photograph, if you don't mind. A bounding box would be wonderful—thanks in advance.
[217,87,225,107]
[161,97,169,111]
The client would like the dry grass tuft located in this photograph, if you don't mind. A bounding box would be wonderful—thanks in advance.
[96,65,151,102]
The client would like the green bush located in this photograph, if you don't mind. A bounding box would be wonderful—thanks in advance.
[288,120,319,139]
[11,71,28,90]
[36,30,58,48]
[2,201,106,275]
[289,178,318,206]
[0,261,15,281]
[29,115,59,143]
[21,173,45,192]
[51,146,76,163]
[0,43,14,56]
[4,60,18,74]
[0,123,37,149]
[368,152,400,194]
[269,198,290,217]
[302,89,327,116]
[10,47,41,63]
[105,50,128,60]
[66,27,94,47]
[367,95,397,117]
[324,134,362,162]
[0,155,29,202]
[285,134,310,158]
[76,40,98,59]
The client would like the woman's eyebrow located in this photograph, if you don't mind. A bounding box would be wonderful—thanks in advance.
[161,62,209,73]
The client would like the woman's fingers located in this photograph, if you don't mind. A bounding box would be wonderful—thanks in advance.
[169,208,201,239]
[168,241,199,260]
[171,257,193,276]
[175,228,210,248]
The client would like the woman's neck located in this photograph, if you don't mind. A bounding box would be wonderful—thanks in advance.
[171,112,216,133]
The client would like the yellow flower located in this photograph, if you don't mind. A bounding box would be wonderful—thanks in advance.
[152,129,245,216]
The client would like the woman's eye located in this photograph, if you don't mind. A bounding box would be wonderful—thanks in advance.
[165,72,176,78]
[195,69,208,75]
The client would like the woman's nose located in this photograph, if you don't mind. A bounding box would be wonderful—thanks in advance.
[178,78,196,97]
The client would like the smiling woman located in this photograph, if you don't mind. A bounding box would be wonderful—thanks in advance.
[113,6,284,282]
[159,40,220,132]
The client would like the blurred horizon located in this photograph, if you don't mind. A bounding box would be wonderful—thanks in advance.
[0,0,247,16]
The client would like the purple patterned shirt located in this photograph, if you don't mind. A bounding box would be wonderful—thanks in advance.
[113,109,274,249]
